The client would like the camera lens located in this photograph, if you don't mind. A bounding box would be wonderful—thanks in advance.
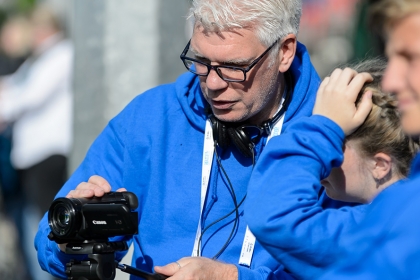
[56,206,70,227]
[50,202,73,237]
[48,198,82,239]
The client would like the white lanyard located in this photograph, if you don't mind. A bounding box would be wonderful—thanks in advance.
[192,104,286,267]
[192,119,215,257]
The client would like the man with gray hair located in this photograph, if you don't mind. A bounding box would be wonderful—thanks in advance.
[35,0,327,279]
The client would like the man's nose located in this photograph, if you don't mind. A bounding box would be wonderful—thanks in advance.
[382,59,407,95]
[205,69,229,91]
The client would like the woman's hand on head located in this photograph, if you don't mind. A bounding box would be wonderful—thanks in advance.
[313,68,373,135]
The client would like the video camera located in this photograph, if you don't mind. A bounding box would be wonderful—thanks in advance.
[47,191,167,280]
[48,191,138,244]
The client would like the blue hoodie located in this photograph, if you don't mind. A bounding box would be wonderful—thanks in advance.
[36,42,320,280]
[245,115,373,279]
[321,153,420,279]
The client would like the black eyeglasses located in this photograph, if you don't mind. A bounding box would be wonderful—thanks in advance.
[180,39,279,82]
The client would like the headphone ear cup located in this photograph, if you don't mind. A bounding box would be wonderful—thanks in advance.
[227,127,254,158]
[210,116,230,149]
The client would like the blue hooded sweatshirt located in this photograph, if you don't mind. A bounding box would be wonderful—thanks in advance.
[36,42,321,280]
[320,153,420,279]
[245,115,373,279]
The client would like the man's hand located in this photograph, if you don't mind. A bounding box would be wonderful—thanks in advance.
[154,257,238,280]
[66,175,126,199]
[312,68,374,136]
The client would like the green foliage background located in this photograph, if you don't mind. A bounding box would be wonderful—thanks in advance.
[0,0,36,27]
[16,0,36,13]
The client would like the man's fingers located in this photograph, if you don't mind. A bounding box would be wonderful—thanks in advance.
[88,175,112,192]
[154,261,182,276]
[66,176,112,198]
[66,183,96,198]
[85,175,111,197]
[66,189,95,198]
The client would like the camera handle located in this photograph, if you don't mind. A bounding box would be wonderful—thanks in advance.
[65,241,168,280]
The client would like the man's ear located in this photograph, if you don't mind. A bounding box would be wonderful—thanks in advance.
[278,34,297,73]
[372,152,393,183]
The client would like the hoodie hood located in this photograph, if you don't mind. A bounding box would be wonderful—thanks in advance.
[175,41,320,132]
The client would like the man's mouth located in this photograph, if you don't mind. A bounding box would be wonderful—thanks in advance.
[211,100,236,110]
[397,98,416,112]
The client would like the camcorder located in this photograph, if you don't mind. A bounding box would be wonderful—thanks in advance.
[48,191,139,244]
[47,191,167,280]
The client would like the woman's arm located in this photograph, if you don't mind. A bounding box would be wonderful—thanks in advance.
[245,115,366,279]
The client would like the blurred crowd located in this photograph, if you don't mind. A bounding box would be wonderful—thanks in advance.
[0,3,73,280]
[300,0,384,78]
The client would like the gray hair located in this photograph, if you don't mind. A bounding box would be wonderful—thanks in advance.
[188,0,302,47]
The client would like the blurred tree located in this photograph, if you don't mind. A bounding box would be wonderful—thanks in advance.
[0,9,7,26]
[17,0,36,12]
[350,0,385,61]
[0,0,35,28]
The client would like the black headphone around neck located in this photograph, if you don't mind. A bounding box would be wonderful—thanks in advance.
[208,71,294,158]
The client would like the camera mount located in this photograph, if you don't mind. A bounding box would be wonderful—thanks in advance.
[64,240,167,280]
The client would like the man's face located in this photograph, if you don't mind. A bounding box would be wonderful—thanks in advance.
[190,26,284,124]
[382,12,420,136]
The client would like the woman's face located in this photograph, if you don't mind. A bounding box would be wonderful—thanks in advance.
[321,140,375,203]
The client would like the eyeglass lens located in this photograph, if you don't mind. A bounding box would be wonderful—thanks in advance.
[183,59,245,82]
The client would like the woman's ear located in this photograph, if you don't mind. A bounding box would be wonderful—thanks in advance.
[278,34,297,73]
[372,152,393,184]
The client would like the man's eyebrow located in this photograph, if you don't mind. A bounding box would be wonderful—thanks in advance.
[394,49,417,60]
[189,46,201,57]
[387,43,420,59]
[188,46,253,65]
[224,57,254,65]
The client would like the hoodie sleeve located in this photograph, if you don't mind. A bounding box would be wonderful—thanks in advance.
[35,107,130,278]
[320,178,420,279]
[245,115,366,279]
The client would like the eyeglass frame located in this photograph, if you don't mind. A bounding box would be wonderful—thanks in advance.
[179,39,279,82]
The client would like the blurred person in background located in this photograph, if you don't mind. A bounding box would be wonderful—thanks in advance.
[0,15,32,217]
[0,14,32,280]
[0,15,31,75]
[0,4,73,280]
